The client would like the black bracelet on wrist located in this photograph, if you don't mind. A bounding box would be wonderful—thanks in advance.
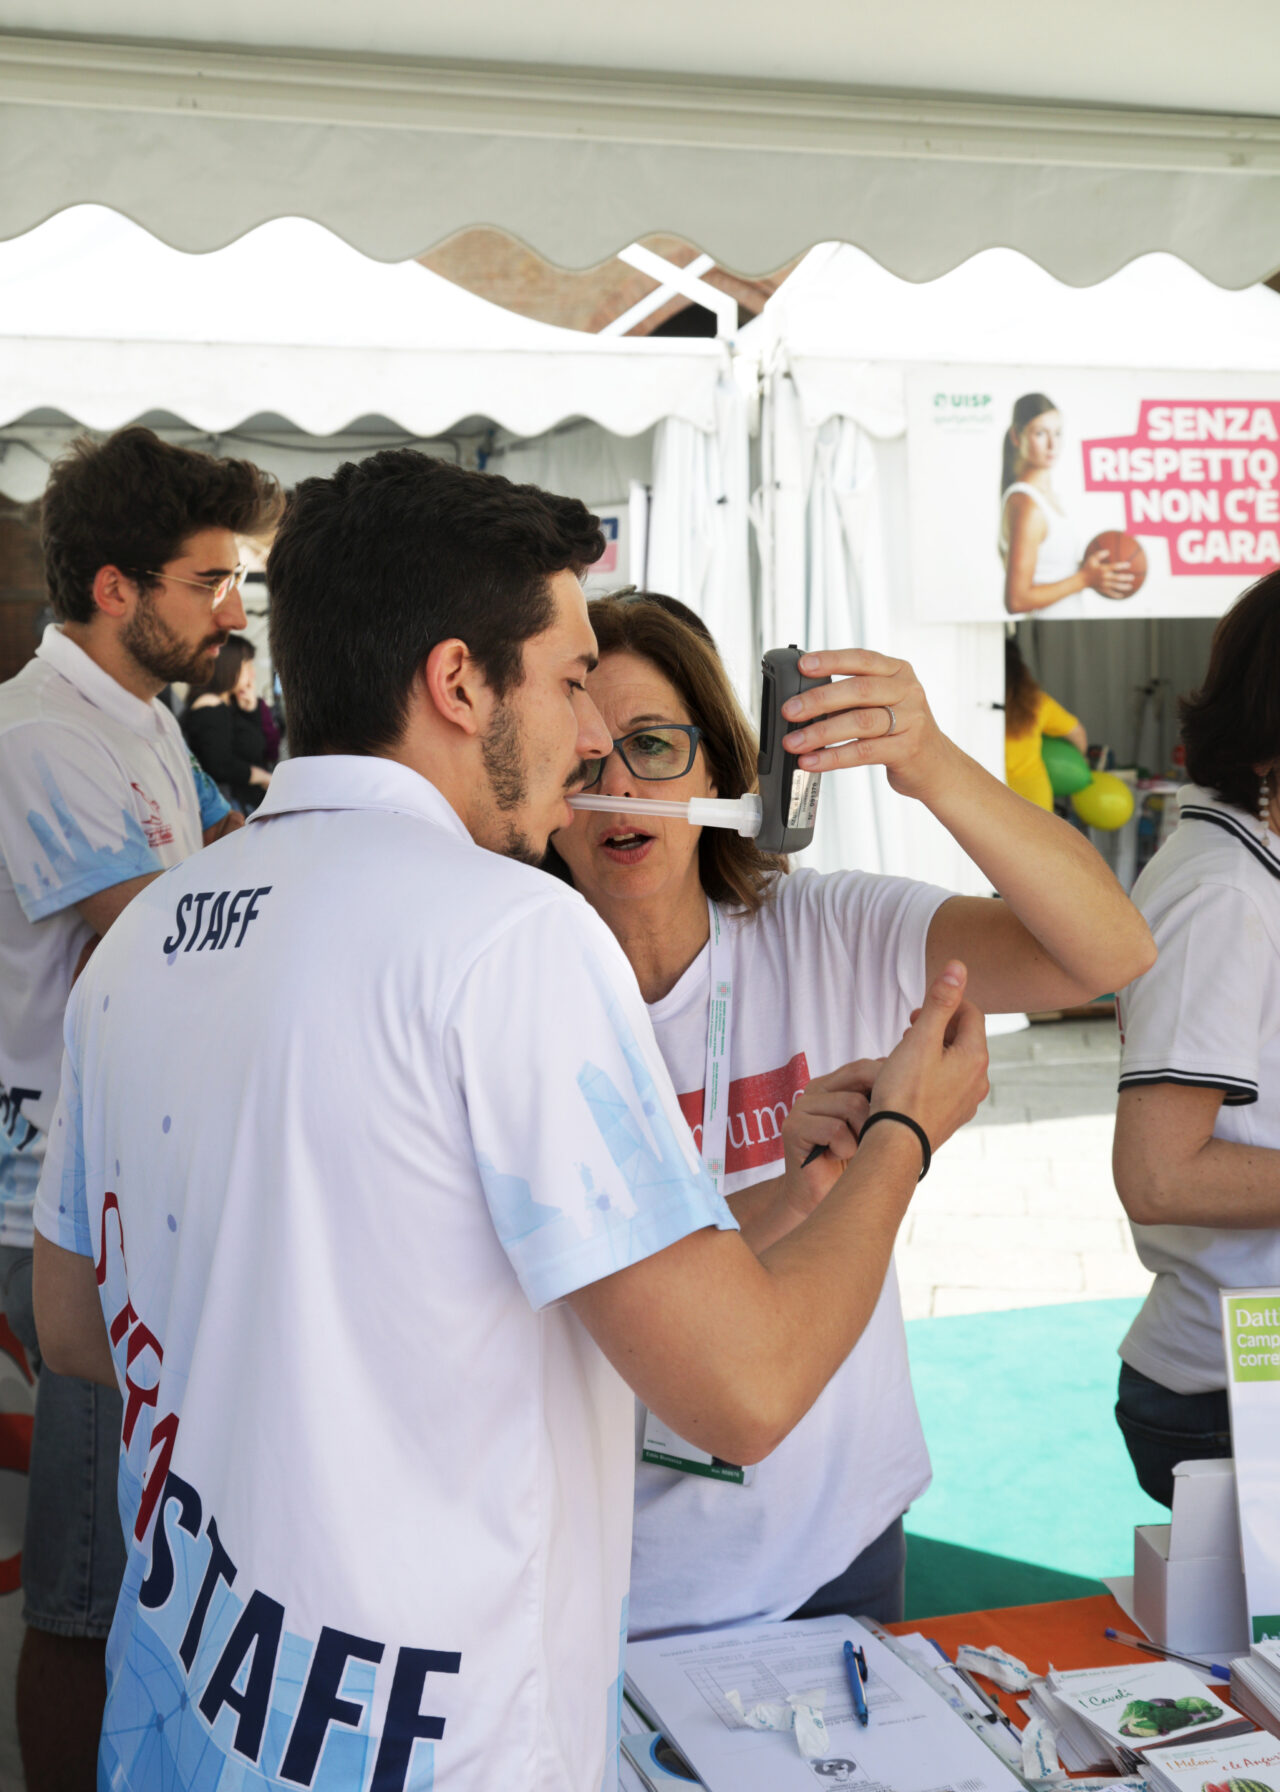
[856,1110,931,1180]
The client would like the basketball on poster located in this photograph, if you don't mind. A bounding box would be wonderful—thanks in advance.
[907,368,1280,623]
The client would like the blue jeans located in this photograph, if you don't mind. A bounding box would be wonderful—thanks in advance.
[1115,1360,1232,1510]
[787,1516,907,1624]
[0,1245,126,1637]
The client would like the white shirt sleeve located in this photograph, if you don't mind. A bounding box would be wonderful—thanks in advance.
[1119,880,1266,1107]
[787,868,952,1032]
[33,1036,92,1258]
[0,722,164,921]
[446,894,738,1311]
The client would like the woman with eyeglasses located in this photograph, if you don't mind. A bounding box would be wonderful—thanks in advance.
[549,593,1154,1638]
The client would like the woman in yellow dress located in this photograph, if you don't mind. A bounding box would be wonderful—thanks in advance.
[1005,636,1089,809]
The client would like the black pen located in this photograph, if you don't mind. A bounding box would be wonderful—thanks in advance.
[954,1664,1003,1722]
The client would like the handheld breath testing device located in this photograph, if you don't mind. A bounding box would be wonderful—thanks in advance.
[754,646,832,854]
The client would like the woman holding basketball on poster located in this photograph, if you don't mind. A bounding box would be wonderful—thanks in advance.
[1001,392,1138,616]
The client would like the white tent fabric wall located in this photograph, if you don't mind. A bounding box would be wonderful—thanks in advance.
[0,422,483,507]
[646,375,754,708]
[803,416,906,883]
[471,424,655,519]
[756,361,1002,896]
[747,238,1280,895]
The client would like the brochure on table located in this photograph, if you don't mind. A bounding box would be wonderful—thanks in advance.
[1231,1637,1280,1740]
[1030,1658,1249,1772]
[1141,1725,1280,1792]
[1221,1288,1280,1642]
[624,1615,1025,1792]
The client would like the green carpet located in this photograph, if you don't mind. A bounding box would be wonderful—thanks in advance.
[902,1298,1169,1619]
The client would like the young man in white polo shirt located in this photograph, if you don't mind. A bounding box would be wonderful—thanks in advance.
[0,426,280,1788]
[31,452,987,1792]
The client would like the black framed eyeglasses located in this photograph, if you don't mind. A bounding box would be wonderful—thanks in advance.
[582,724,704,789]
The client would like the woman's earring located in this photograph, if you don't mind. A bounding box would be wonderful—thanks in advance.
[1260,773,1272,841]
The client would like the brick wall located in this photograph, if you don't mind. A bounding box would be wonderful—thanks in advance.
[0,502,46,682]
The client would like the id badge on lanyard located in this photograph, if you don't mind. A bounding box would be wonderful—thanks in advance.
[641,899,756,1486]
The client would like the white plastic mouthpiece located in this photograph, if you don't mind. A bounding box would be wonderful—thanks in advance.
[567,792,763,839]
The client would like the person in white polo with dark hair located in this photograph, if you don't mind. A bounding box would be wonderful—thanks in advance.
[0,425,279,1789]
[1114,566,1280,1507]
[32,451,988,1792]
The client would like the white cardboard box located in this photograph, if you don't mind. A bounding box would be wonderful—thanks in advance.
[1133,1458,1251,1657]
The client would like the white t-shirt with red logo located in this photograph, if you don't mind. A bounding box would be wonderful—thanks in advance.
[0,625,206,1248]
[630,865,951,1638]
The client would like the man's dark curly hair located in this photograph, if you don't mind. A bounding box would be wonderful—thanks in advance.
[1180,567,1280,812]
[41,426,283,625]
[268,450,605,759]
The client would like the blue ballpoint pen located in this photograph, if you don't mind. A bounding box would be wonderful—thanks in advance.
[843,1640,870,1727]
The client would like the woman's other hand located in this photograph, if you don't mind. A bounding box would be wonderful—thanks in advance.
[779,648,958,801]
[1082,545,1135,600]
[779,1058,881,1220]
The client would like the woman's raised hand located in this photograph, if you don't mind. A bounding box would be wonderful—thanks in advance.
[870,962,989,1156]
[779,649,958,800]
[1082,545,1135,600]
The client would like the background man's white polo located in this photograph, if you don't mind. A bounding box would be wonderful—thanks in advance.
[0,624,206,1247]
[37,754,735,1792]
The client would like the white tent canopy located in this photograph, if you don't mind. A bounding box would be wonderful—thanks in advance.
[0,4,1278,286]
[744,246,1280,892]
[0,206,727,445]
[756,244,1280,438]
[0,205,756,700]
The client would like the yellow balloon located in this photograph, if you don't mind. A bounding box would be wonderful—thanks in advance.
[1070,771,1135,831]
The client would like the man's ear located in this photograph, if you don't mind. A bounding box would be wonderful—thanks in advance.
[90,565,134,622]
[423,638,488,738]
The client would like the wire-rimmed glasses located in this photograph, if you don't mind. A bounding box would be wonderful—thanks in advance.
[135,565,248,611]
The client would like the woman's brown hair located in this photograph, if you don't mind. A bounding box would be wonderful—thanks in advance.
[547,592,788,912]
[1180,567,1280,812]
[202,633,256,700]
[1004,635,1042,738]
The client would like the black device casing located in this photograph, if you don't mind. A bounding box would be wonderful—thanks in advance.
[755,646,832,854]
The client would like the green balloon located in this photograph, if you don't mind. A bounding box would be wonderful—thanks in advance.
[1041,735,1092,796]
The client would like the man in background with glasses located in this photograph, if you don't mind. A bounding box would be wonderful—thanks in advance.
[0,425,280,1790]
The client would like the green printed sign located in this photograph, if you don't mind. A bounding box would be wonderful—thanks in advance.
[1226,1296,1280,1382]
[1254,1616,1280,1643]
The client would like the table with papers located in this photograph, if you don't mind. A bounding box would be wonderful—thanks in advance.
[623,1613,1028,1792]
[886,1592,1235,1731]
[619,1592,1253,1792]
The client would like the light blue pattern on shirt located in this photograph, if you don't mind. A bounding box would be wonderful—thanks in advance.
[478,965,733,1310]
[101,1516,404,1792]
[0,1150,41,1247]
[38,1053,92,1261]
[187,752,231,830]
[14,751,161,922]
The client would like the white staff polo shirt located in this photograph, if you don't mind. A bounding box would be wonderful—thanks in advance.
[35,753,734,1792]
[0,624,207,1248]
[1118,785,1280,1393]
